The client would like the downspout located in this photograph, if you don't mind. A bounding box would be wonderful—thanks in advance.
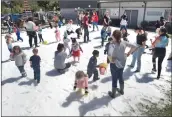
[119,2,121,19]
[143,1,147,21]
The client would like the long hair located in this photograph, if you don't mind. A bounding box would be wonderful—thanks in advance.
[112,30,122,44]
[13,46,22,54]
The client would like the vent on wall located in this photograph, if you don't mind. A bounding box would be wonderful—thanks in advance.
[147,11,162,16]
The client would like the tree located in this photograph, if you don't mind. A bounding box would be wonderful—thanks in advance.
[37,1,50,11]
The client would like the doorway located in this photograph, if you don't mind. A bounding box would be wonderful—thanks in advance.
[125,10,138,28]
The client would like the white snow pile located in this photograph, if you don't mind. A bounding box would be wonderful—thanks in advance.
[1,25,171,116]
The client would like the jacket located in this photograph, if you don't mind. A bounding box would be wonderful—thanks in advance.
[54,51,67,70]
[11,52,27,66]
[87,56,97,71]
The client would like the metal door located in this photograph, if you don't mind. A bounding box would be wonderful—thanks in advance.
[130,10,138,28]
[125,10,131,27]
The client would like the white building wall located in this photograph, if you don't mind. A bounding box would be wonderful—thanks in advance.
[100,1,171,25]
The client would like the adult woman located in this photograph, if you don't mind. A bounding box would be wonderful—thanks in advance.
[108,30,137,98]
[128,27,147,72]
[24,17,39,48]
[103,11,111,28]
[54,43,71,74]
[152,27,169,79]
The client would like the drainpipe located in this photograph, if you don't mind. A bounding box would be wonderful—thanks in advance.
[143,1,147,21]
[119,2,121,19]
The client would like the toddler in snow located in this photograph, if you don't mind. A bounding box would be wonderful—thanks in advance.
[70,38,83,62]
[101,26,107,46]
[55,25,61,42]
[66,20,74,35]
[104,37,113,63]
[5,34,14,53]
[38,24,44,43]
[121,28,128,42]
[14,25,23,42]
[73,70,88,95]
[87,50,100,81]
[30,48,41,84]
[63,31,71,55]
[106,26,112,39]
[10,46,27,77]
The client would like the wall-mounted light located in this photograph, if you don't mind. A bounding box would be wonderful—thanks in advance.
[88,5,91,8]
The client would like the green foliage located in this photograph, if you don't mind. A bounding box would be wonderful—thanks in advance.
[37,0,60,11]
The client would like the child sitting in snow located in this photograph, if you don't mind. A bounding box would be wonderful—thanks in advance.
[30,48,41,84]
[87,50,100,81]
[70,38,83,62]
[38,24,44,43]
[101,26,107,47]
[75,27,82,39]
[63,31,71,56]
[66,20,74,35]
[104,37,113,64]
[10,46,27,77]
[5,34,14,53]
[73,70,88,95]
[55,25,61,42]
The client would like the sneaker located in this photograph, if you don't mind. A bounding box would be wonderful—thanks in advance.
[134,70,140,73]
[157,76,160,80]
[128,65,134,68]
[152,68,157,72]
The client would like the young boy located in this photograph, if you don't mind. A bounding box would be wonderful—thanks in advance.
[38,24,44,43]
[30,48,41,84]
[104,37,113,63]
[87,50,100,81]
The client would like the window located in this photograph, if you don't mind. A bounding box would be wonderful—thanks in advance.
[147,11,162,16]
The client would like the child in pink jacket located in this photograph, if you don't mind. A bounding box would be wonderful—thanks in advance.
[55,25,61,42]
[73,70,88,95]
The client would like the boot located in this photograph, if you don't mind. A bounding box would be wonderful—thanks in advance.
[119,84,124,95]
[108,88,116,98]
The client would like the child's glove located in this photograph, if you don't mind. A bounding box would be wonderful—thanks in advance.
[73,86,76,91]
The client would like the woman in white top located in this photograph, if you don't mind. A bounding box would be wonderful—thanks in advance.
[120,14,128,32]
[24,17,39,48]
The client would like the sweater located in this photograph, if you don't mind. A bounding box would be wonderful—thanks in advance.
[54,51,67,69]
[11,52,27,66]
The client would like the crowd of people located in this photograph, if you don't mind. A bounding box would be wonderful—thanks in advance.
[4,10,171,98]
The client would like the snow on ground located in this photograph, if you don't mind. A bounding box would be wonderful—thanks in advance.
[1,25,171,116]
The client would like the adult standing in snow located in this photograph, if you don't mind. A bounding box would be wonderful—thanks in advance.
[108,30,137,98]
[151,27,169,79]
[54,43,71,74]
[128,27,147,72]
[103,11,111,28]
[83,12,90,43]
[24,17,39,48]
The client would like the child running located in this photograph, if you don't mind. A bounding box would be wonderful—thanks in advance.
[55,25,61,42]
[10,46,27,77]
[14,25,23,42]
[30,48,41,84]
[38,24,44,43]
[87,50,100,81]
[5,34,14,53]
[70,38,83,62]
[73,70,88,95]
[104,37,113,64]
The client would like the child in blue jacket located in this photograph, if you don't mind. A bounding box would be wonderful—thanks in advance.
[101,27,107,47]
[15,25,23,42]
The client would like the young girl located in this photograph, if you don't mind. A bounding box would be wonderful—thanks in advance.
[63,31,71,56]
[55,25,61,42]
[38,24,44,43]
[70,38,83,62]
[73,70,88,95]
[10,46,27,77]
[5,34,14,53]
[106,26,112,40]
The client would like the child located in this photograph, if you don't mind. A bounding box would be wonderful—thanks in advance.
[106,26,112,40]
[14,25,23,42]
[101,26,107,47]
[66,20,74,35]
[75,27,82,39]
[30,48,41,84]
[104,37,113,64]
[55,25,61,42]
[70,38,83,62]
[48,20,53,29]
[10,46,27,77]
[63,31,71,56]
[73,70,88,95]
[87,50,100,81]
[121,28,128,42]
[38,24,44,43]
[5,34,14,53]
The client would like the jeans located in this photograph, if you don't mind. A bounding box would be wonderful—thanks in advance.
[110,63,124,88]
[38,34,44,43]
[130,47,145,71]
[28,31,38,47]
[84,27,89,42]
[152,48,166,77]
[120,25,127,31]
[33,67,40,82]
[16,33,23,41]
[17,66,26,76]
[93,22,99,31]
[87,68,99,80]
